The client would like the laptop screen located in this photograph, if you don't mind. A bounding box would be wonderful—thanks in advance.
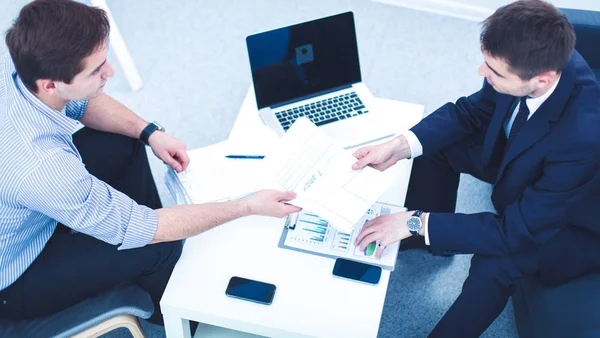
[246,12,362,109]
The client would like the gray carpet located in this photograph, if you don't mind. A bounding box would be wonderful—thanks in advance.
[1,0,513,337]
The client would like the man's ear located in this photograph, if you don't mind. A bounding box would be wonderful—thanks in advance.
[36,79,57,94]
[534,71,557,90]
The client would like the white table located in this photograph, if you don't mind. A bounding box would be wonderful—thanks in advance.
[160,89,424,338]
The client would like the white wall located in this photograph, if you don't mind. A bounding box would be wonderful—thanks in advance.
[372,0,600,22]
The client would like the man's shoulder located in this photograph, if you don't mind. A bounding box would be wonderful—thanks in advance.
[0,53,15,92]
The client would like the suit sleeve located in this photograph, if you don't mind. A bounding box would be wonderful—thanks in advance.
[427,135,600,256]
[411,79,496,155]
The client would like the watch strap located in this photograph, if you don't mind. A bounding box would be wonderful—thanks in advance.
[412,210,423,218]
[140,122,161,146]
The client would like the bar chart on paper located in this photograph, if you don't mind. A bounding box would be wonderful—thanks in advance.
[279,202,406,270]
[288,213,331,247]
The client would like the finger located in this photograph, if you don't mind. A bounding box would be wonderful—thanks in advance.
[352,146,370,160]
[281,204,302,215]
[164,154,182,172]
[359,233,379,252]
[375,243,386,259]
[178,149,191,171]
[352,154,374,171]
[355,225,377,246]
[362,218,377,228]
[373,163,389,172]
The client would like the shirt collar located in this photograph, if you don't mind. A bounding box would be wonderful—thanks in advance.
[12,66,78,136]
[524,74,561,115]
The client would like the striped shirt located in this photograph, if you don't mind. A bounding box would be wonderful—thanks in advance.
[0,54,158,291]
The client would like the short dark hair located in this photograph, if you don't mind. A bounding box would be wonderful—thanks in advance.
[5,0,110,93]
[480,0,575,80]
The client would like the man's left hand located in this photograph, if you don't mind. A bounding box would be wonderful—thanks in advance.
[148,131,190,173]
[354,211,414,258]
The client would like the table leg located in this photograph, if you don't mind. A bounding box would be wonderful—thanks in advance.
[163,312,192,338]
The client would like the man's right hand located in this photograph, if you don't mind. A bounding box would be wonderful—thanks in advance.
[351,135,411,171]
[244,189,302,218]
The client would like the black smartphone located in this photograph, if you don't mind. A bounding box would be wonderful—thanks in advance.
[332,258,382,285]
[225,276,276,305]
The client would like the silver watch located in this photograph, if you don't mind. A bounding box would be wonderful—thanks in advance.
[407,210,424,236]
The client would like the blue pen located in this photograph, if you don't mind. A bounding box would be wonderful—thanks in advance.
[224,155,265,159]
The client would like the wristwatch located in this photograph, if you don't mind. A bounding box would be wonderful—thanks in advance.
[140,121,165,146]
[407,210,424,236]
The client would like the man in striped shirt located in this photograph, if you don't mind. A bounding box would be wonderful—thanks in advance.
[0,0,300,326]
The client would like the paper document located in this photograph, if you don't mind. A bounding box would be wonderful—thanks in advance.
[263,117,396,233]
[173,141,264,204]
[278,202,406,270]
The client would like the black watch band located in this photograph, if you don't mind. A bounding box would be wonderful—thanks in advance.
[412,210,423,218]
[140,122,164,146]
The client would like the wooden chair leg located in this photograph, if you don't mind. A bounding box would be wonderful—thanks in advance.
[70,314,145,338]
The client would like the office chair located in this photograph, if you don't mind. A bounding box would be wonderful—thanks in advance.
[0,283,153,337]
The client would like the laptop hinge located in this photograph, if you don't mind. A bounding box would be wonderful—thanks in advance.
[270,84,354,109]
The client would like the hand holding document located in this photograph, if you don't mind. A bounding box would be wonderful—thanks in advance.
[262,117,396,233]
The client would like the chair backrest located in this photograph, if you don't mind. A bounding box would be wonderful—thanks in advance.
[0,284,153,337]
[560,8,600,75]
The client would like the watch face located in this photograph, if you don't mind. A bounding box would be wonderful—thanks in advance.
[407,216,421,231]
[153,121,165,132]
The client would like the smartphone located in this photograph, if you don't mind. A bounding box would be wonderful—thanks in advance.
[225,276,276,305]
[332,258,382,285]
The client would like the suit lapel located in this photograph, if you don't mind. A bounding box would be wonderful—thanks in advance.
[495,61,576,183]
[482,95,516,168]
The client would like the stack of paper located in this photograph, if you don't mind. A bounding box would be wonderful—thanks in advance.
[165,117,398,235]
[164,141,265,205]
[165,169,192,205]
[261,117,396,233]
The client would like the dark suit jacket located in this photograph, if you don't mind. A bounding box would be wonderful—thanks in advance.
[410,51,600,285]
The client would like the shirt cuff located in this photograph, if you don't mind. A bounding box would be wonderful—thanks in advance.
[119,204,158,250]
[401,130,424,159]
[424,212,431,246]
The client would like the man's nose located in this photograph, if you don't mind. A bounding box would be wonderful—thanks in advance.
[477,63,487,77]
[103,62,115,79]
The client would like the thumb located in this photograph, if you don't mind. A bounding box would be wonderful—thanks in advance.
[278,190,297,202]
[352,154,373,170]
[283,204,302,214]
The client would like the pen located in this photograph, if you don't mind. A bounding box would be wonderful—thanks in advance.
[224,155,265,159]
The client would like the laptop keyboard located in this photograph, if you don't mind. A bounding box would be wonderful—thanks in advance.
[275,92,368,131]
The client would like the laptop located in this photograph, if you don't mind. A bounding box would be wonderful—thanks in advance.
[246,12,396,149]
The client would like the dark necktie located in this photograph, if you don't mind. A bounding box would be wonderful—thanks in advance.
[507,96,530,144]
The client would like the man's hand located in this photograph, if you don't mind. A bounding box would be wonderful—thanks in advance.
[244,189,302,218]
[148,132,190,173]
[354,211,414,258]
[351,135,411,171]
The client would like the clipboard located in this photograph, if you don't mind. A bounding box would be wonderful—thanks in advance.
[277,201,406,270]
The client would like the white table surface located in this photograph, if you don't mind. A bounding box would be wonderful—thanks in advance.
[160,88,424,338]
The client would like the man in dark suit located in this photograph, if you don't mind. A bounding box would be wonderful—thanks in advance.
[351,0,600,336]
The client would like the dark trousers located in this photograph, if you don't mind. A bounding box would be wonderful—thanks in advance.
[404,134,537,338]
[0,128,182,325]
